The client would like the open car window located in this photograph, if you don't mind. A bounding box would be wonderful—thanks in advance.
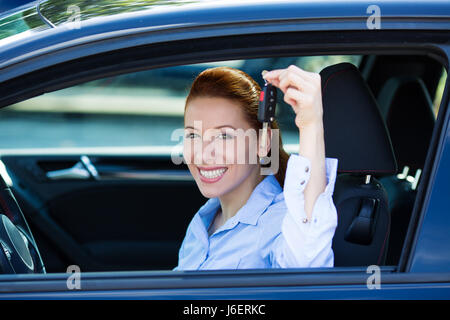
[0,53,447,275]
[0,55,361,150]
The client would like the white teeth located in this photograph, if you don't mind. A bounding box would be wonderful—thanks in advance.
[199,168,227,179]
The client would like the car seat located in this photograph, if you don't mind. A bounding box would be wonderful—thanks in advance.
[376,75,435,265]
[319,62,397,267]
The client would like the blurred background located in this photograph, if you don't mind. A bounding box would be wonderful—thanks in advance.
[0,56,368,150]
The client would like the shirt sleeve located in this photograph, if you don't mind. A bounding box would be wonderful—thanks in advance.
[269,154,339,268]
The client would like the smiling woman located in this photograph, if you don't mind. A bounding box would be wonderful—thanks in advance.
[176,66,339,270]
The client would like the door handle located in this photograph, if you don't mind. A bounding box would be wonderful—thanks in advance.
[46,156,99,181]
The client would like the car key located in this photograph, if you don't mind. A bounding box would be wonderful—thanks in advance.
[258,70,277,158]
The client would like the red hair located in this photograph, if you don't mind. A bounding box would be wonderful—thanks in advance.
[184,67,290,187]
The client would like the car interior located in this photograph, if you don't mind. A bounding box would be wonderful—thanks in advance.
[0,53,446,274]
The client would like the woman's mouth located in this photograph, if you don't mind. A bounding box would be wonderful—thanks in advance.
[198,166,228,183]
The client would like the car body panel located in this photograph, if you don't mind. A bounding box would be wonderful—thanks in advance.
[0,0,450,83]
[0,0,449,299]
[409,93,450,273]
[0,268,450,299]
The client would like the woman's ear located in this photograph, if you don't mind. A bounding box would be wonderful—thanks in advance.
[258,127,272,159]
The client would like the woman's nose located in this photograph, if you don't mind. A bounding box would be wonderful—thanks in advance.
[201,139,217,165]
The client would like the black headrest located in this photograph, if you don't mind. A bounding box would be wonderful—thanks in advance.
[320,63,397,175]
[377,76,435,173]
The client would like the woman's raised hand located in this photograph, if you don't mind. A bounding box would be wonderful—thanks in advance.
[263,65,324,131]
[264,65,327,221]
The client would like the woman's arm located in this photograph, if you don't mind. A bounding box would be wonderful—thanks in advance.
[263,65,338,268]
[299,123,326,221]
[264,65,327,221]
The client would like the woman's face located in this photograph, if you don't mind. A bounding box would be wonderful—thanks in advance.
[184,96,259,198]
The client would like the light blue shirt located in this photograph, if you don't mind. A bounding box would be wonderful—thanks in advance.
[174,154,339,270]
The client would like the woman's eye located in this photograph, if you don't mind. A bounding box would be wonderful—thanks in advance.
[218,133,233,140]
[185,132,200,139]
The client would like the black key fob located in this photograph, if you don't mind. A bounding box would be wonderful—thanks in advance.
[258,83,277,123]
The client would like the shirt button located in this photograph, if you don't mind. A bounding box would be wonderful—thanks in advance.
[305,166,310,173]
[300,180,306,186]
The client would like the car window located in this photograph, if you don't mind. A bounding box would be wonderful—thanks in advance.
[0,55,361,150]
[5,53,447,274]
[433,67,448,116]
[0,0,198,42]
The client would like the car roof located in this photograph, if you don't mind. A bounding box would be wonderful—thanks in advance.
[0,0,449,82]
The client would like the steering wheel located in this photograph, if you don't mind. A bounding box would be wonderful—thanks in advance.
[0,172,46,274]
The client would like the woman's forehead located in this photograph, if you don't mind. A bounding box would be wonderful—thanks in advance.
[184,97,249,128]
[186,96,240,111]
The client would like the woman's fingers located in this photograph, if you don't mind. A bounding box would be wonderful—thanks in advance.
[284,86,303,109]
[262,69,283,86]
[285,64,317,81]
[278,71,314,94]
[263,64,323,130]
[264,66,315,92]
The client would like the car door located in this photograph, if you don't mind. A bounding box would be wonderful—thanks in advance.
[0,0,449,299]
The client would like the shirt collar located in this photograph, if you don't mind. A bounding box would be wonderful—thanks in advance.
[197,174,282,228]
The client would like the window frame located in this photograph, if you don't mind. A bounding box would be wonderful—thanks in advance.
[0,28,449,296]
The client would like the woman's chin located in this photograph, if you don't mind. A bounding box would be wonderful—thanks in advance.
[199,190,218,199]
[197,184,225,199]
